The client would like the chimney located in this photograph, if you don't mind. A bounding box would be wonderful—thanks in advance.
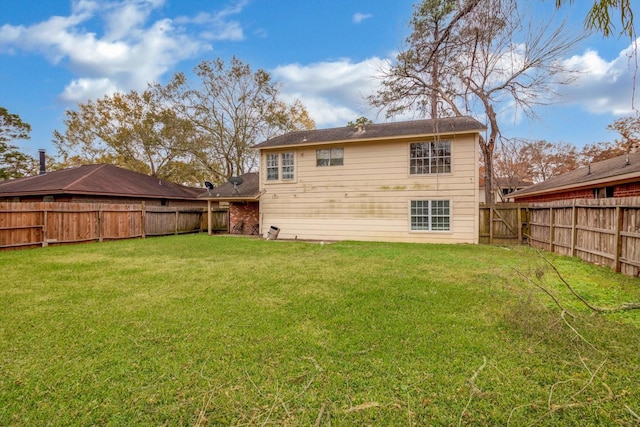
[38,149,47,175]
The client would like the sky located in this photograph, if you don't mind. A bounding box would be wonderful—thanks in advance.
[0,0,638,160]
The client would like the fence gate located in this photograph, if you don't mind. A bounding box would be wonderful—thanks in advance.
[479,204,528,245]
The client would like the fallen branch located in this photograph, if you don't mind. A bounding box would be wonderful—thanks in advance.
[513,267,573,317]
[528,244,640,313]
[458,356,487,427]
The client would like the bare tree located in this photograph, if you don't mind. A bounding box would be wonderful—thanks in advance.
[159,57,315,183]
[370,0,584,204]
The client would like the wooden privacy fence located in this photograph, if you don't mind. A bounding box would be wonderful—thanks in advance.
[479,204,529,245]
[527,198,640,278]
[481,199,640,277]
[0,202,222,250]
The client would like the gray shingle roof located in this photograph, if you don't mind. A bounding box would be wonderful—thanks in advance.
[0,164,203,199]
[198,172,259,200]
[510,151,640,199]
[253,116,486,149]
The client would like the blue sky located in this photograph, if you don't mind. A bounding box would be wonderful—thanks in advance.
[0,0,637,159]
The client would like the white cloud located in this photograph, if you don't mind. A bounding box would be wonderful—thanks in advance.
[353,13,372,24]
[272,58,388,128]
[60,77,118,102]
[0,0,245,103]
[561,38,639,116]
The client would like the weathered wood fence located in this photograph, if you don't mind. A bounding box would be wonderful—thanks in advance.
[480,198,640,278]
[0,202,229,250]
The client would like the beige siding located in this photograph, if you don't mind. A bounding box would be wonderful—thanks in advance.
[259,134,479,243]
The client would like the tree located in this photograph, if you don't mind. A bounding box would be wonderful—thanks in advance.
[53,86,199,184]
[520,139,579,183]
[0,107,37,180]
[493,138,533,192]
[555,0,635,38]
[159,57,315,184]
[579,114,640,164]
[346,117,373,127]
[494,138,579,188]
[370,0,584,203]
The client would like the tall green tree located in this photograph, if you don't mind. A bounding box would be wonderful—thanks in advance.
[370,0,583,203]
[0,107,36,180]
[159,56,315,183]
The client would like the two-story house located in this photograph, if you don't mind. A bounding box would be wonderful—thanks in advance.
[252,116,486,243]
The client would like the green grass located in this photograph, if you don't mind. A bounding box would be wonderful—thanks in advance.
[1,235,639,426]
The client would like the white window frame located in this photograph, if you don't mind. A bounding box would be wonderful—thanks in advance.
[410,200,451,232]
[316,148,344,167]
[281,152,295,180]
[265,152,295,182]
[409,140,451,174]
[266,153,280,181]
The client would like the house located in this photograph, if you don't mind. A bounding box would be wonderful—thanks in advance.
[0,163,206,207]
[199,172,260,235]
[509,151,640,203]
[479,176,533,204]
[252,116,486,243]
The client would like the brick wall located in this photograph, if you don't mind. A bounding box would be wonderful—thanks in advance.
[516,188,594,203]
[229,202,259,235]
[517,181,640,203]
[613,182,640,197]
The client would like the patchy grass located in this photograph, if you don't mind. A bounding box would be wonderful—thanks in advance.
[1,235,639,426]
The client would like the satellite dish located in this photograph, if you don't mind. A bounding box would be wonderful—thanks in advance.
[228,177,243,186]
[204,181,215,190]
[229,176,243,195]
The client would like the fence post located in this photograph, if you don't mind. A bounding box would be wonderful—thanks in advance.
[549,207,555,252]
[207,200,213,236]
[614,206,623,272]
[175,209,179,235]
[42,208,48,247]
[571,204,578,257]
[141,202,146,239]
[489,206,494,245]
[98,209,103,242]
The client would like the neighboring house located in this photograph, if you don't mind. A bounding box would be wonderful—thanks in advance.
[199,172,260,235]
[509,151,640,203]
[0,163,206,207]
[479,176,533,204]
[252,116,486,243]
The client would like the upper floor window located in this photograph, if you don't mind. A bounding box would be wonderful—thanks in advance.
[266,152,295,181]
[410,140,451,174]
[266,153,279,181]
[282,152,295,180]
[316,148,344,167]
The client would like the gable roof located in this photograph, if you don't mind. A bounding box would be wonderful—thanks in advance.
[253,116,486,149]
[510,151,640,199]
[198,172,260,201]
[0,164,203,200]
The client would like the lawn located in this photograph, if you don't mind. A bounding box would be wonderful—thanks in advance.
[1,235,639,426]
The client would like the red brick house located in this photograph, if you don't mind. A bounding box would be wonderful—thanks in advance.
[199,172,260,236]
[509,151,640,203]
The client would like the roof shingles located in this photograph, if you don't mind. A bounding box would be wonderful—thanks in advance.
[253,116,486,149]
[0,164,202,199]
[510,151,640,198]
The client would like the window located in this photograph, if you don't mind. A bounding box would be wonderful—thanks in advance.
[316,148,344,166]
[282,152,295,180]
[411,200,450,231]
[266,152,295,181]
[266,154,279,181]
[410,140,451,174]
